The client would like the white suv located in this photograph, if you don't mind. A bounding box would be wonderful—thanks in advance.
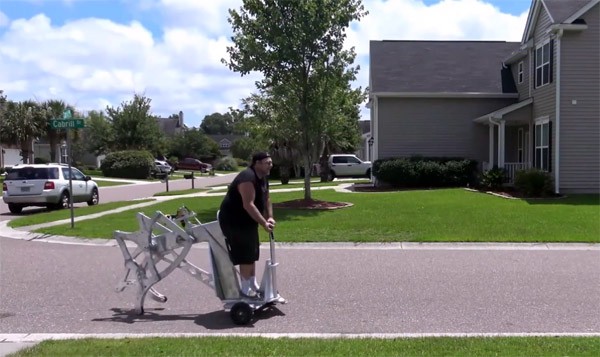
[327,154,372,181]
[2,164,99,214]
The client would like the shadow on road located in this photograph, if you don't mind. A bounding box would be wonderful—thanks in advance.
[92,306,286,329]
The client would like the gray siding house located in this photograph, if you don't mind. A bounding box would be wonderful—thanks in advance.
[369,0,599,194]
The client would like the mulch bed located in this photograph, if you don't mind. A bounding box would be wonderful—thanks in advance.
[273,199,353,210]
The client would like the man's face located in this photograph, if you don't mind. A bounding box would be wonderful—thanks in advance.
[255,158,273,176]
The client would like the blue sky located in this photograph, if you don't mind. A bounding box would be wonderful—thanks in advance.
[0,0,532,127]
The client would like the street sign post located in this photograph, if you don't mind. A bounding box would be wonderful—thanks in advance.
[52,108,85,228]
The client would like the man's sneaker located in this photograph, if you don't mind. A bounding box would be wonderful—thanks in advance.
[241,285,258,298]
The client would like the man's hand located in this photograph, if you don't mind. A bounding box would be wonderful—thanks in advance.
[262,217,276,232]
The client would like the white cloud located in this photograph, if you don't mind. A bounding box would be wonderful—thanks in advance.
[0,10,9,27]
[0,0,528,126]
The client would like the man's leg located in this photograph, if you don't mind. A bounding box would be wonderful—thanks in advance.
[239,263,255,280]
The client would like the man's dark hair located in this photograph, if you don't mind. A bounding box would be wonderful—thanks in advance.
[251,152,271,166]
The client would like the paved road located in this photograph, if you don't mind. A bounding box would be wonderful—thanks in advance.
[1,236,598,334]
[0,174,236,221]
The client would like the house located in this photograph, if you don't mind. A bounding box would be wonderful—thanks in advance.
[207,134,244,157]
[156,111,186,137]
[369,0,599,194]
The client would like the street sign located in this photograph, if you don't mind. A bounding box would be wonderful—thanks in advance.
[62,109,72,119]
[51,108,84,129]
[50,119,85,129]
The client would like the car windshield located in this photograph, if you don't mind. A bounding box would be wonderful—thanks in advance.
[6,167,59,180]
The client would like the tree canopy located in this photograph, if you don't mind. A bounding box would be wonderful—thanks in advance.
[224,0,367,199]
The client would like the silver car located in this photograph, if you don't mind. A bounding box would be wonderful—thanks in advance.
[1,164,99,214]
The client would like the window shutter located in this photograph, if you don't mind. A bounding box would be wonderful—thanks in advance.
[548,121,553,172]
[549,39,554,83]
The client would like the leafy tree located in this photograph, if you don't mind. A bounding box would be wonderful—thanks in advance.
[200,112,235,135]
[224,0,367,199]
[1,100,47,163]
[41,100,70,162]
[83,110,113,156]
[105,94,162,154]
[168,128,221,162]
[231,136,266,161]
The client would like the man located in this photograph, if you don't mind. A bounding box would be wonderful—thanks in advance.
[218,152,276,297]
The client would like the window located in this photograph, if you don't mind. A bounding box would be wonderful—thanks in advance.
[219,140,231,149]
[535,41,552,88]
[534,120,550,170]
[517,128,524,163]
[517,61,524,84]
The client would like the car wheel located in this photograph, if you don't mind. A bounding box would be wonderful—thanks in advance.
[87,187,99,206]
[56,191,70,210]
[365,168,371,178]
[327,170,336,181]
[8,203,23,214]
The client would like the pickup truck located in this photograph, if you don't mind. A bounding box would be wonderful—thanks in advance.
[327,154,371,181]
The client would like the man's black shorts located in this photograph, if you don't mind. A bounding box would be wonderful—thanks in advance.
[219,221,260,265]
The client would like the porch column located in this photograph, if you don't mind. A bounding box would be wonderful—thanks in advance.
[498,120,506,167]
[488,124,494,169]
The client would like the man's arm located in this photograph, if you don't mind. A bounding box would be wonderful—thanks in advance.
[238,181,272,231]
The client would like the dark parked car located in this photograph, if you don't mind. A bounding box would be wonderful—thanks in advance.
[174,158,212,173]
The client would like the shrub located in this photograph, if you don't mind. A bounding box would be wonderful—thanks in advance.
[480,167,506,190]
[514,169,554,197]
[235,157,248,167]
[214,156,239,171]
[373,157,478,188]
[34,157,49,164]
[100,150,154,179]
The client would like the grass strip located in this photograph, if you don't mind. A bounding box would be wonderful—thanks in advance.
[31,189,600,243]
[8,199,156,228]
[13,336,600,357]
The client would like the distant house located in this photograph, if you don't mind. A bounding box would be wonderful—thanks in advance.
[207,134,244,157]
[369,0,599,194]
[156,111,186,137]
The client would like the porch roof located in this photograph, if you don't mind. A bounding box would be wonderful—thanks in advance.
[473,98,533,124]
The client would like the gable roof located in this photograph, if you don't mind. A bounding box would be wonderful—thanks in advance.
[370,40,519,94]
[207,134,244,143]
[523,0,598,42]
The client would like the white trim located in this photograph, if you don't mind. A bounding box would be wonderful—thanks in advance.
[547,24,588,33]
[564,0,600,23]
[373,96,379,163]
[522,0,541,43]
[554,30,563,194]
[535,116,550,124]
[371,92,519,99]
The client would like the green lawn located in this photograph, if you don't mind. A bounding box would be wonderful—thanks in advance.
[95,180,132,187]
[8,199,156,228]
[31,189,600,243]
[13,336,600,357]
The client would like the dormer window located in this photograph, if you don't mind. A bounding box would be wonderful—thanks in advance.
[535,40,553,88]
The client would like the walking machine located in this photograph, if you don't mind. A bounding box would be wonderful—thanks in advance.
[113,207,286,325]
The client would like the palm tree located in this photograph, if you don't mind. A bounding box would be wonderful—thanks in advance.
[42,100,69,162]
[4,100,48,164]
